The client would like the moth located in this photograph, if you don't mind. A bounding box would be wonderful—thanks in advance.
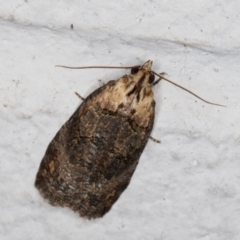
[35,60,223,219]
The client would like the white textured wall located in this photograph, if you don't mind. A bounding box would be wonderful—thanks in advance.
[1,1,240,240]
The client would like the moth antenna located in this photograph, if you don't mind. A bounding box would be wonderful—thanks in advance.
[55,65,135,70]
[152,71,226,107]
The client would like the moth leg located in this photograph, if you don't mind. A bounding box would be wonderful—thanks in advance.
[159,72,167,76]
[153,72,167,86]
[98,79,105,86]
[74,92,85,101]
[149,136,161,144]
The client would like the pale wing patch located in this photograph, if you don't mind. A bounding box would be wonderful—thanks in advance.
[132,88,154,127]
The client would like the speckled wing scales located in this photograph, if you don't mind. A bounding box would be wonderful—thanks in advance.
[35,61,156,219]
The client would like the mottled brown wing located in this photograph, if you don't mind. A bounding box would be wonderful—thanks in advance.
[35,80,155,219]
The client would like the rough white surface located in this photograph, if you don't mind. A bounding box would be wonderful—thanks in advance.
[1,1,240,240]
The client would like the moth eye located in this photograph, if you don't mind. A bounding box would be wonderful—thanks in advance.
[131,66,140,74]
[149,74,155,83]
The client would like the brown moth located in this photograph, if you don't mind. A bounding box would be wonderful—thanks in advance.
[35,60,223,219]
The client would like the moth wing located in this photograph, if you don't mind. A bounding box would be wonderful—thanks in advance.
[35,80,154,219]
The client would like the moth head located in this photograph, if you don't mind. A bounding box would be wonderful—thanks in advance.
[130,60,155,87]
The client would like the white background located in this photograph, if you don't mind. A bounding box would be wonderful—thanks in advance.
[1,1,240,240]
